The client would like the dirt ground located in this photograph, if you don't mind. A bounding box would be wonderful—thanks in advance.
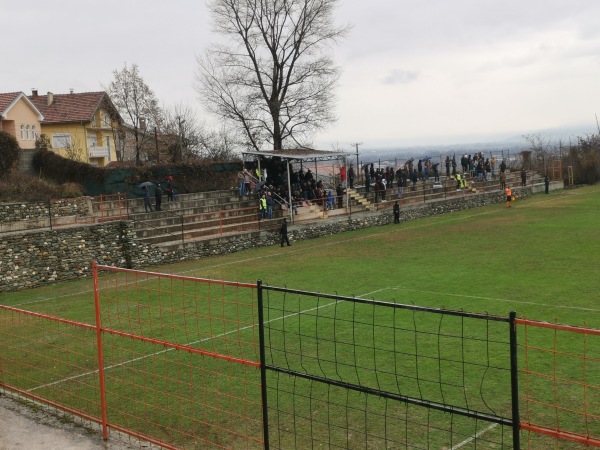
[0,395,138,450]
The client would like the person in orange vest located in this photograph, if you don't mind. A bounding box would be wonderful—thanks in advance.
[505,185,512,208]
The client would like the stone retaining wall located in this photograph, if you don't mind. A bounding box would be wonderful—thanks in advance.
[0,188,530,292]
[0,198,91,223]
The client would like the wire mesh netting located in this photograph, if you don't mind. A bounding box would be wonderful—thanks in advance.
[260,286,516,449]
[517,319,600,449]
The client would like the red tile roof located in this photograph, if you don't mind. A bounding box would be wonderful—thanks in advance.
[28,91,111,124]
[0,92,22,115]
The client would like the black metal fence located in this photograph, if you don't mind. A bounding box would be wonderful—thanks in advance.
[257,282,520,449]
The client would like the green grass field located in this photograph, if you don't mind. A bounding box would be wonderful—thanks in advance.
[1,185,599,449]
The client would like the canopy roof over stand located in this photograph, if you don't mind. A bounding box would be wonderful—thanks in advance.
[241,149,353,223]
[241,149,351,163]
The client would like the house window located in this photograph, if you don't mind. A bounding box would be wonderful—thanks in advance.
[32,126,36,140]
[20,125,26,140]
[52,133,72,149]
[26,125,31,140]
[103,114,111,127]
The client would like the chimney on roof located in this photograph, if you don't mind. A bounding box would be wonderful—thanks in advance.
[47,92,54,106]
[32,89,38,97]
[69,88,74,94]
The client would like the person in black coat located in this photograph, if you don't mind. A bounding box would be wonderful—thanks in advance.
[280,218,291,247]
[393,201,400,224]
[154,183,163,211]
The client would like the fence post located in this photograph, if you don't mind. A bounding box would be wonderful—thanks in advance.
[100,194,105,223]
[219,210,223,237]
[181,216,185,244]
[256,280,270,450]
[509,311,521,450]
[92,260,109,440]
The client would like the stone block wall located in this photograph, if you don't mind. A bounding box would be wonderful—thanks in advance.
[0,198,92,224]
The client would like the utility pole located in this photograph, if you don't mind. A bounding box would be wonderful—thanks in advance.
[351,142,362,182]
[176,116,185,162]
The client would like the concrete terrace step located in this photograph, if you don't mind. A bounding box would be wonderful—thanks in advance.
[143,219,280,249]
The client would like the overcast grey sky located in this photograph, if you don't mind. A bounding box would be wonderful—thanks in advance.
[3,0,600,148]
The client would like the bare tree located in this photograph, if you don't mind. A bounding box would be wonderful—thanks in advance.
[196,123,244,160]
[160,104,206,162]
[196,0,349,151]
[106,63,161,165]
[523,133,554,172]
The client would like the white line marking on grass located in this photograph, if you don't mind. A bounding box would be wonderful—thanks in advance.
[386,286,600,312]
[451,423,498,450]
[28,287,385,392]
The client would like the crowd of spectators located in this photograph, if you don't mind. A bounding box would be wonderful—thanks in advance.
[237,159,345,218]
[238,153,509,218]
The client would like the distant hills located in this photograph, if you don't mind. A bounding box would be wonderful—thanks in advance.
[355,124,598,163]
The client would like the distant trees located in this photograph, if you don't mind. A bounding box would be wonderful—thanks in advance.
[0,131,20,176]
[566,134,600,184]
[196,0,349,151]
[523,132,600,184]
[106,63,161,165]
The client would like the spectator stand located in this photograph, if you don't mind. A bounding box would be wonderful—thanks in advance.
[241,149,353,224]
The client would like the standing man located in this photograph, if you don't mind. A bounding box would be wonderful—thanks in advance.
[348,165,355,189]
[259,194,267,220]
[154,183,163,211]
[396,168,404,199]
[500,159,507,174]
[142,186,153,213]
[500,171,506,191]
[505,185,512,208]
[266,191,274,219]
[544,175,550,194]
[166,176,175,203]
[521,168,527,187]
[237,170,245,196]
[393,201,400,224]
[340,165,347,189]
[336,184,344,209]
[280,218,291,247]
[432,163,440,182]
[243,168,252,195]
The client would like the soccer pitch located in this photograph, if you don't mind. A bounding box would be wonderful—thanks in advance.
[1,185,599,449]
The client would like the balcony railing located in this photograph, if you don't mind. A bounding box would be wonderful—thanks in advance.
[89,146,110,158]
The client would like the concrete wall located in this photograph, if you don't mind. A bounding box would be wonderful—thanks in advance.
[0,188,533,292]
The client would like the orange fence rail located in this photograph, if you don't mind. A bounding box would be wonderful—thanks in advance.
[0,264,264,449]
[96,193,129,223]
[516,318,600,448]
[3,269,600,449]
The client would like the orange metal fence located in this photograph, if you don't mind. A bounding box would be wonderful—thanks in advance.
[516,319,600,448]
[96,193,129,223]
[0,264,264,449]
[3,268,600,449]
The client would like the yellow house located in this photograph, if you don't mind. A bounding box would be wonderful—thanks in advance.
[0,92,45,150]
[28,90,123,167]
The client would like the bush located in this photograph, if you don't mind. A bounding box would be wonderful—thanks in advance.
[0,173,61,202]
[0,131,20,176]
[32,148,106,184]
[59,182,84,198]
